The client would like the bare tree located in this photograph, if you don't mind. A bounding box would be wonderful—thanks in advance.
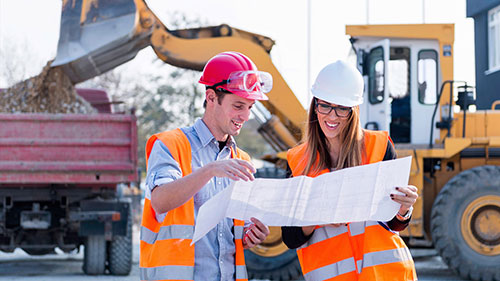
[0,38,43,88]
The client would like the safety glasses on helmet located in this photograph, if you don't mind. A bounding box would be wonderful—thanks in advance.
[212,71,273,93]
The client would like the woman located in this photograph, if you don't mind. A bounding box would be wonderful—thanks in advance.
[282,61,418,281]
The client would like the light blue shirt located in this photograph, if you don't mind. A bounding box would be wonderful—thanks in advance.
[145,118,239,281]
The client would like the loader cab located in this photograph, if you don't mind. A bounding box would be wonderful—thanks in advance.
[352,38,441,144]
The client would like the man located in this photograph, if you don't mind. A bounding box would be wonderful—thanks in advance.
[140,52,271,281]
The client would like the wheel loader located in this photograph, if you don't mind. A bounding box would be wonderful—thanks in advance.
[15,0,499,279]
[346,24,500,281]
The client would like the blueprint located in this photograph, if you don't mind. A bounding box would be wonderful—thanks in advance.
[192,156,412,244]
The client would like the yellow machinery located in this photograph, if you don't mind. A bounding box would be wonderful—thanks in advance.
[346,24,500,281]
[52,1,500,280]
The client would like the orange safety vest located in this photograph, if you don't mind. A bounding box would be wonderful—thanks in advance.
[140,128,248,281]
[287,130,417,281]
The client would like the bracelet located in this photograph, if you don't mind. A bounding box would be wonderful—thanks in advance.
[396,206,413,221]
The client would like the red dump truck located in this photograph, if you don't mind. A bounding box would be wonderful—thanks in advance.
[0,89,137,275]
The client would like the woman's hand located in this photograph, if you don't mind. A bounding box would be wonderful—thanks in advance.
[326,223,346,227]
[391,185,418,217]
[302,226,316,236]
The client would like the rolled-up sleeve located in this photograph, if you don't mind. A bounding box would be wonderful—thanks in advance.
[145,140,183,193]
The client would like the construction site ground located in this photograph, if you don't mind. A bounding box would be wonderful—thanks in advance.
[0,223,465,281]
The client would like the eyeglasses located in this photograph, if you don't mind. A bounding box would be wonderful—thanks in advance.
[212,71,273,93]
[315,100,352,117]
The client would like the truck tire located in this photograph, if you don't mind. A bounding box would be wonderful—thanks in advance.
[245,167,303,281]
[83,235,106,275]
[108,206,133,275]
[22,248,55,255]
[431,165,500,281]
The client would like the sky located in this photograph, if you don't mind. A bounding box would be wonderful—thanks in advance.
[0,0,475,106]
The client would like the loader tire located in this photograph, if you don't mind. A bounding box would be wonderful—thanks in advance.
[431,165,500,281]
[245,167,303,281]
[108,205,133,275]
[83,235,106,275]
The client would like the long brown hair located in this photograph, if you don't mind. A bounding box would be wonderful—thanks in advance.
[301,98,364,175]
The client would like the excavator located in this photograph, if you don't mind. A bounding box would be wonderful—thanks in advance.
[51,0,500,280]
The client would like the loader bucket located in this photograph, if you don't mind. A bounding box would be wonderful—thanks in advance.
[52,0,151,84]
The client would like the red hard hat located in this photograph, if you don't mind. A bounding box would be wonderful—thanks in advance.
[199,52,269,100]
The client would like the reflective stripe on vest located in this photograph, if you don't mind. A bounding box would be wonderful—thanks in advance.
[304,257,357,281]
[287,130,417,281]
[140,265,193,280]
[361,247,413,270]
[236,265,249,280]
[140,224,194,244]
[140,128,249,281]
[300,224,348,248]
[302,221,380,249]
[234,224,244,239]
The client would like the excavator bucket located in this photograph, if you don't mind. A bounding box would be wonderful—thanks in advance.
[52,0,150,84]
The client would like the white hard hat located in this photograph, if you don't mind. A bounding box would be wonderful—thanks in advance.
[311,60,364,107]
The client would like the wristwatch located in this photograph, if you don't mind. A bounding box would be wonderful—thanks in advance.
[396,206,413,221]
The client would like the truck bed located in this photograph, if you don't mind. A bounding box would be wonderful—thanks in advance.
[0,113,137,185]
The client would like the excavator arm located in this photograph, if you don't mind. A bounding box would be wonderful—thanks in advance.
[53,0,305,150]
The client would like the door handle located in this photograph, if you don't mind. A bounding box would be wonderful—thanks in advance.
[365,122,379,130]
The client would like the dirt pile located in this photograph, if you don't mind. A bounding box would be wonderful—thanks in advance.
[0,61,96,113]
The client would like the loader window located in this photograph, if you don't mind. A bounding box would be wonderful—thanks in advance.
[488,5,500,71]
[368,47,385,104]
[388,57,409,99]
[418,50,438,104]
[389,47,411,143]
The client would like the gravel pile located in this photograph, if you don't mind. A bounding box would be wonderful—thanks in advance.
[0,61,96,114]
